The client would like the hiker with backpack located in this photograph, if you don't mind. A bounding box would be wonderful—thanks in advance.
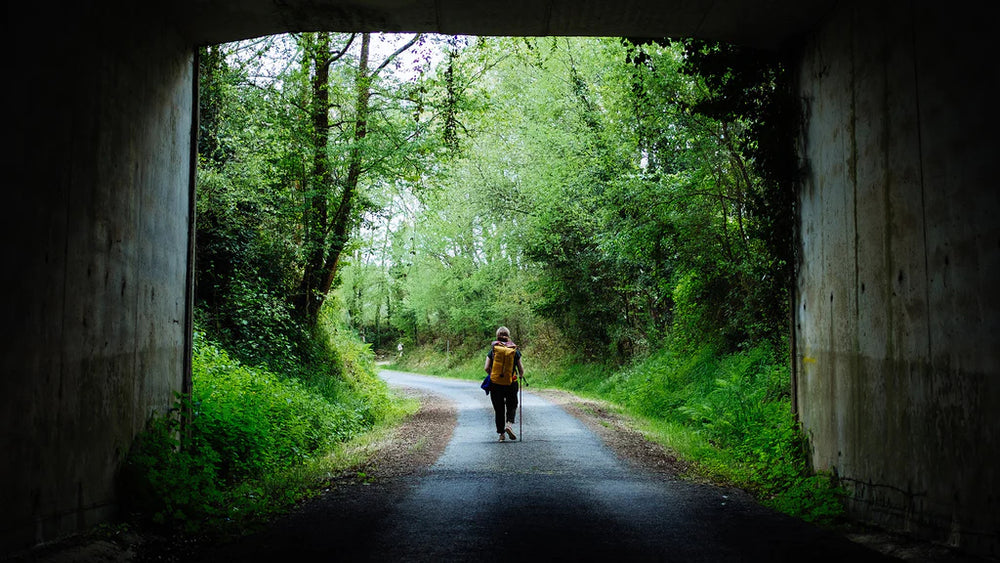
[484,326,524,442]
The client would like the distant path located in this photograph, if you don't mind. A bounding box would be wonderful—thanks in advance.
[195,370,892,562]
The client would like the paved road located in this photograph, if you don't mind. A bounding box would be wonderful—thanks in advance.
[196,371,894,562]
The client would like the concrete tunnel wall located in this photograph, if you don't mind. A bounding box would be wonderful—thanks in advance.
[794,1,999,555]
[1,4,194,550]
[2,0,998,556]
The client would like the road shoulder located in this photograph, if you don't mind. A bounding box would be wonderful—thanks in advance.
[529,387,985,563]
[9,381,980,563]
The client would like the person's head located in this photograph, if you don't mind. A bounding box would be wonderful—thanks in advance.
[496,326,510,342]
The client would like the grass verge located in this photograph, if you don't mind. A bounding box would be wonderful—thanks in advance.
[395,341,846,528]
[120,331,418,539]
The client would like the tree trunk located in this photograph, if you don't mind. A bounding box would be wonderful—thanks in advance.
[295,32,334,325]
[317,33,371,316]
[294,32,413,327]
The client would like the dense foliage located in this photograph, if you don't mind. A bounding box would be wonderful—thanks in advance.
[195,34,447,368]
[127,32,844,533]
[122,35,442,534]
[122,324,393,532]
[344,38,792,360]
[378,37,843,523]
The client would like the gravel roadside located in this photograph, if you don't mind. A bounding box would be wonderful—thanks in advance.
[526,387,985,563]
[7,382,982,562]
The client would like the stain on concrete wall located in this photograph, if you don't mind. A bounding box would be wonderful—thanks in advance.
[795,1,999,555]
[1,5,193,551]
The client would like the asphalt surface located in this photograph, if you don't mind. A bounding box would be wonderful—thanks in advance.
[194,371,895,562]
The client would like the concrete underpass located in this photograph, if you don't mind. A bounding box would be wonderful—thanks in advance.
[2,0,997,557]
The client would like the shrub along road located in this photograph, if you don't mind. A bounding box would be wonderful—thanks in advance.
[187,370,896,562]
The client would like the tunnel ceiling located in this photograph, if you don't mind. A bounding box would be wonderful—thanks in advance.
[178,0,836,48]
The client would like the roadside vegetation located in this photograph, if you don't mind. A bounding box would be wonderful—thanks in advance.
[123,32,843,537]
[394,342,844,526]
[380,37,845,525]
[119,32,439,536]
[122,316,416,535]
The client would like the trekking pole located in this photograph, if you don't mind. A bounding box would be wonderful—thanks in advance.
[519,372,525,441]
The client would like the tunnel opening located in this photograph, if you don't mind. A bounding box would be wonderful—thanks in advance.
[5,0,997,556]
[173,28,809,540]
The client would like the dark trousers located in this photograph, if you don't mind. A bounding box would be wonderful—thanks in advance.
[489,381,518,433]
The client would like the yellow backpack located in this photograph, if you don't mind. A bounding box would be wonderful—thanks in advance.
[489,343,518,385]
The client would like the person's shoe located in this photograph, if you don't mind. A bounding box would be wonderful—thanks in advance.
[498,432,505,442]
[505,422,517,441]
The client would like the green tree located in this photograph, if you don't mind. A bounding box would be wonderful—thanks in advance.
[293,32,426,327]
[195,33,447,371]
[365,36,788,360]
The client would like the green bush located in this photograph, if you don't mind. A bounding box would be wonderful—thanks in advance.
[767,473,848,526]
[121,329,385,533]
[191,333,367,482]
[120,407,225,530]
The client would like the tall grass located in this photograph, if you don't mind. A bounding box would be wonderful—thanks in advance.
[121,324,408,535]
[542,341,844,525]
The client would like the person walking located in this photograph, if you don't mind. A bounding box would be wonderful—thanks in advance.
[484,326,524,442]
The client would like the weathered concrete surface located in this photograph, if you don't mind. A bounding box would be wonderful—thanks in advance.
[174,0,835,48]
[2,0,997,557]
[2,2,194,552]
[0,0,831,554]
[795,1,999,556]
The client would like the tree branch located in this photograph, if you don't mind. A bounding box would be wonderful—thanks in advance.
[325,33,358,70]
[373,34,421,76]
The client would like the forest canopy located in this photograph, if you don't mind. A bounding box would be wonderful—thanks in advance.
[129,31,835,534]
[329,36,794,363]
[194,30,795,374]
